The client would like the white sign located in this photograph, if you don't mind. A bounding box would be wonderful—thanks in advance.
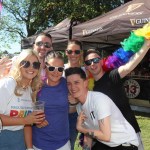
[124,79,140,98]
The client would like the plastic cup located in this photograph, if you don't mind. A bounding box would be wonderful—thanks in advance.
[32,101,45,112]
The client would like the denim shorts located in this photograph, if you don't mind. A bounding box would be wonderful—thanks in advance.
[0,129,26,150]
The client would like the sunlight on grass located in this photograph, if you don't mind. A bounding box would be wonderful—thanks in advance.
[136,115,150,150]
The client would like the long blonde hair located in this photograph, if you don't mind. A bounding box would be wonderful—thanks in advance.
[9,48,42,101]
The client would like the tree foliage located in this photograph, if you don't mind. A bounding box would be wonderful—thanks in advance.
[0,0,123,53]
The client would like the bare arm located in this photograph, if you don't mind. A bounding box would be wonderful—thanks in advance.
[68,94,77,113]
[0,112,45,126]
[119,40,150,78]
[77,111,111,142]
[82,135,93,150]
[69,105,77,113]
[24,125,33,149]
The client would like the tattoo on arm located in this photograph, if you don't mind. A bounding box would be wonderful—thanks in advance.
[83,144,91,150]
[99,119,104,125]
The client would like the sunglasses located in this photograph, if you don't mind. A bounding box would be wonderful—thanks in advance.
[66,50,81,55]
[84,57,101,66]
[20,61,41,70]
[35,41,52,48]
[46,65,64,73]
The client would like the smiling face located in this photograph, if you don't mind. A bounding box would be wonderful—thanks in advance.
[66,43,82,67]
[34,35,52,59]
[66,73,88,103]
[20,55,40,85]
[84,53,103,80]
[46,58,64,86]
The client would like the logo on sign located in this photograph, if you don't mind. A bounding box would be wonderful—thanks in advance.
[130,18,150,26]
[124,79,140,98]
[126,3,144,13]
[82,27,103,36]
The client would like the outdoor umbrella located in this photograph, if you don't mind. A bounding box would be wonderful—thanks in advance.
[72,0,150,48]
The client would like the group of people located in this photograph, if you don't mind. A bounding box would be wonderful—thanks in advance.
[0,32,149,150]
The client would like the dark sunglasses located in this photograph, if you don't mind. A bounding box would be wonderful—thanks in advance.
[20,61,41,70]
[66,50,81,55]
[46,65,64,73]
[35,41,52,48]
[84,57,101,66]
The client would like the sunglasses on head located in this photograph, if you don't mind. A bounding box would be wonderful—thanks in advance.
[46,65,64,73]
[84,57,101,66]
[35,41,52,48]
[66,50,81,55]
[20,61,41,70]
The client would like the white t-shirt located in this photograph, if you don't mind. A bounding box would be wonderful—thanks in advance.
[0,77,33,131]
[76,91,139,147]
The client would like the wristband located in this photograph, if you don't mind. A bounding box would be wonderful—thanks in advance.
[26,148,34,150]
[69,102,79,106]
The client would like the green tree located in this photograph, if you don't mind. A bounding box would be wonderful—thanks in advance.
[0,0,123,52]
[1,0,123,38]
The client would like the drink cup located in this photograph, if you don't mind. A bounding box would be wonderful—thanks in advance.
[32,101,45,113]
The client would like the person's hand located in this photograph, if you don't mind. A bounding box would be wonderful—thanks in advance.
[68,94,78,105]
[0,57,12,78]
[146,39,150,47]
[77,111,87,131]
[24,111,45,125]
[36,119,49,128]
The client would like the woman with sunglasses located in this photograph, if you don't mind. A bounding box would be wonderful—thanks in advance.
[0,33,53,80]
[32,50,70,150]
[0,49,45,150]
[65,39,85,150]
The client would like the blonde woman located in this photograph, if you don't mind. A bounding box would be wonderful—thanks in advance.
[0,49,45,150]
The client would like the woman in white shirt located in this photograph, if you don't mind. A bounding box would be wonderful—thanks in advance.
[0,49,45,150]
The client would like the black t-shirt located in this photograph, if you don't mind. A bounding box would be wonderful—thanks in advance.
[93,69,140,133]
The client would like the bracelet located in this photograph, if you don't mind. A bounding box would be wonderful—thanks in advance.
[85,131,95,139]
[69,102,79,106]
[26,148,34,150]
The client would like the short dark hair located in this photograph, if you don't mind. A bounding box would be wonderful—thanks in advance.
[83,49,100,60]
[34,32,52,43]
[65,67,86,80]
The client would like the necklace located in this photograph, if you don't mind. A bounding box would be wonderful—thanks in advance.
[20,80,31,89]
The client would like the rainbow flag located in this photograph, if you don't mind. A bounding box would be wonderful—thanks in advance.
[0,0,2,12]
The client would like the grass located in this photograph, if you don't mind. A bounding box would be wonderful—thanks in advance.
[136,113,150,150]
[74,112,150,150]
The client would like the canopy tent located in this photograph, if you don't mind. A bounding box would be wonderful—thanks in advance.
[22,0,150,51]
[72,0,150,49]
[21,18,77,50]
